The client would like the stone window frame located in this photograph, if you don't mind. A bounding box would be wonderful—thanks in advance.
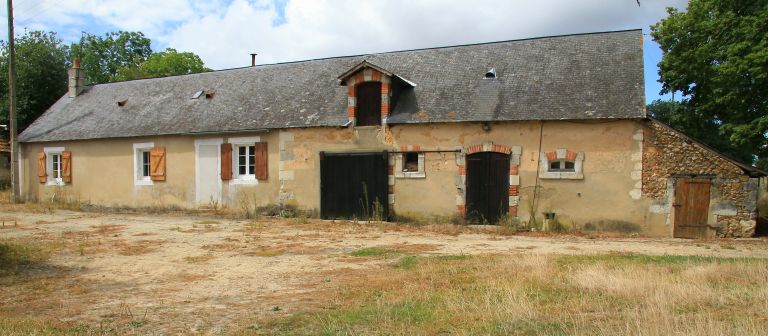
[539,148,584,180]
[229,136,261,185]
[133,142,154,186]
[394,145,425,179]
[44,146,65,186]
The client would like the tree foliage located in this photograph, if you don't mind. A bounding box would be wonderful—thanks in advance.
[0,30,69,131]
[72,31,152,84]
[651,0,768,169]
[114,48,211,81]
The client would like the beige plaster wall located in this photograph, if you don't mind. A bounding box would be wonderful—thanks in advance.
[20,132,280,209]
[20,120,670,235]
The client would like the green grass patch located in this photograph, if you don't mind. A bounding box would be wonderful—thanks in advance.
[392,255,418,269]
[349,248,399,257]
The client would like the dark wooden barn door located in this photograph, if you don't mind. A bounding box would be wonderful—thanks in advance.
[673,178,712,238]
[320,152,389,220]
[355,82,381,126]
[466,152,510,224]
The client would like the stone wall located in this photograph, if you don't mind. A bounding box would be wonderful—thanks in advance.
[642,119,758,237]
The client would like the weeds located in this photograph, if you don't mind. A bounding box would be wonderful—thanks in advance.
[0,238,60,277]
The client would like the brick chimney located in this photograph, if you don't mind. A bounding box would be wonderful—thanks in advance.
[68,59,85,98]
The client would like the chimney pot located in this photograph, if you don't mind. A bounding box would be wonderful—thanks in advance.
[250,53,257,67]
[68,59,86,98]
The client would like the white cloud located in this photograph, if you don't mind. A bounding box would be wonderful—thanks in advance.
[165,0,688,69]
[3,0,687,71]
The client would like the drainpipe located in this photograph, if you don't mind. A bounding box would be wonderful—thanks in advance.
[530,120,544,228]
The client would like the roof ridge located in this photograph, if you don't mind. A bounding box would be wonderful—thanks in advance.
[86,28,643,87]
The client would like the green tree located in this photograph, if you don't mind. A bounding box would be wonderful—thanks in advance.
[0,30,69,131]
[651,0,768,169]
[115,48,211,81]
[72,31,152,84]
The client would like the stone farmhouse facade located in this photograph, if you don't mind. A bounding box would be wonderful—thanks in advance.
[16,29,765,238]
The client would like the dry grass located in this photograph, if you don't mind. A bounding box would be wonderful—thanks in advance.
[248,254,768,335]
[115,239,167,256]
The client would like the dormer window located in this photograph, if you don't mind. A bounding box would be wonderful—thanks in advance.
[355,82,381,126]
[337,60,416,128]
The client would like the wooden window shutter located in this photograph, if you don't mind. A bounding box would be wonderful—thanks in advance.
[37,151,47,183]
[221,143,233,180]
[149,147,166,181]
[61,151,72,183]
[255,142,268,180]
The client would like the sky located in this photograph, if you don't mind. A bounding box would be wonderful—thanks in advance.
[1,0,689,103]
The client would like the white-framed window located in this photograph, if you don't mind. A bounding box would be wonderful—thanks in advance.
[133,142,154,186]
[44,147,65,185]
[539,148,584,180]
[229,136,260,185]
[395,152,426,178]
[549,159,575,172]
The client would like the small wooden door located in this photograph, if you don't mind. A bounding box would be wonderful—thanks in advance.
[673,178,712,238]
[466,152,510,224]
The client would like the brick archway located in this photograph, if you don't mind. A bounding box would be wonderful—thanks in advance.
[346,68,391,125]
[456,142,521,218]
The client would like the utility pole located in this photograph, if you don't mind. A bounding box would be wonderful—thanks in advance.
[7,0,19,203]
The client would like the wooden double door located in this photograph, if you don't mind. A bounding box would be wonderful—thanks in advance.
[674,178,712,238]
[466,152,510,224]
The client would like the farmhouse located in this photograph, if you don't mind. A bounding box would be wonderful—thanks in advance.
[15,29,765,238]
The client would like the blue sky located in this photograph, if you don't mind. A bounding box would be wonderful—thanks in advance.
[2,0,685,103]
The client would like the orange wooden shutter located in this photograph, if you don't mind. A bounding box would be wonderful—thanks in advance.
[221,143,233,180]
[37,151,47,183]
[149,147,166,181]
[61,151,72,183]
[255,142,268,180]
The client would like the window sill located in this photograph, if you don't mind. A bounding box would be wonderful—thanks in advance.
[46,180,65,186]
[135,179,154,186]
[540,172,583,180]
[231,178,259,185]
[395,171,426,179]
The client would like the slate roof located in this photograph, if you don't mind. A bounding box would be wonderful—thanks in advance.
[20,29,645,143]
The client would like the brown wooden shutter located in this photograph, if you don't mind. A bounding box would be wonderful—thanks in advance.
[221,143,233,180]
[37,151,47,183]
[255,142,268,180]
[61,151,72,183]
[149,147,166,181]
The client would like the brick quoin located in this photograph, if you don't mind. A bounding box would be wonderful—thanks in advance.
[508,206,518,217]
[546,151,557,161]
[510,164,519,175]
[387,165,394,175]
[372,70,382,81]
[381,104,389,117]
[413,145,421,151]
[509,185,519,196]
[388,185,394,194]
[347,106,355,117]
[566,150,577,161]
[458,165,466,175]
[457,205,466,215]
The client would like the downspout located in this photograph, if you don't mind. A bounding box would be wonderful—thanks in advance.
[530,120,544,228]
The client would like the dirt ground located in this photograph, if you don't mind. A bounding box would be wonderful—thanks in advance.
[1,209,767,334]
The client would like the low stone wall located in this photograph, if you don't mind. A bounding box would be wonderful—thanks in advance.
[642,119,758,237]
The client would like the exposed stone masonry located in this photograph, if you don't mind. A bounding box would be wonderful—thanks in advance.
[642,119,757,237]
